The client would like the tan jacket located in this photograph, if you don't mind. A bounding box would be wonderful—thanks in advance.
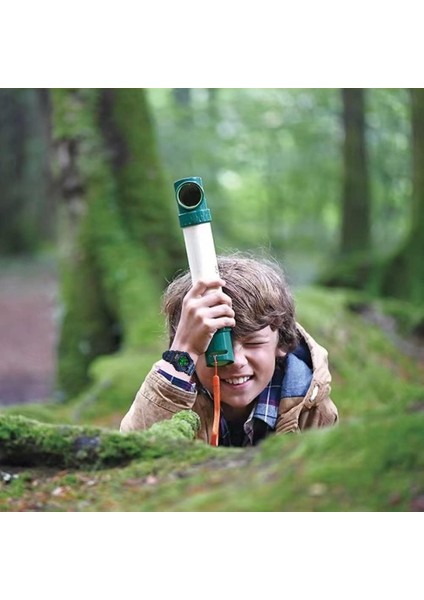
[120,323,338,443]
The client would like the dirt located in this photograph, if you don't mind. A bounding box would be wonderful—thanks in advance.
[0,258,59,406]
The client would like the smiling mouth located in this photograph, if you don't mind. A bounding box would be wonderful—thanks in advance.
[222,376,252,386]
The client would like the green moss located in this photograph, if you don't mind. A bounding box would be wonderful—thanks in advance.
[0,410,200,469]
[51,89,167,397]
[51,89,97,140]
[7,409,419,512]
[104,412,423,512]
[83,189,163,348]
[109,89,184,281]
[2,285,423,511]
[295,286,424,420]
[57,239,121,396]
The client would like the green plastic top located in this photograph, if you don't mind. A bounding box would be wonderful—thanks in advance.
[205,327,234,367]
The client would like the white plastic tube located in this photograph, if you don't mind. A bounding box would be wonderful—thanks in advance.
[182,222,220,284]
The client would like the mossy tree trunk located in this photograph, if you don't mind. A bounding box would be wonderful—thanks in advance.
[320,89,372,288]
[0,411,200,469]
[381,89,424,304]
[52,89,184,398]
[98,89,184,275]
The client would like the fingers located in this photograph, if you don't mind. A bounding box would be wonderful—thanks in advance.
[185,279,231,308]
[172,278,235,356]
[182,293,235,327]
[204,315,236,332]
[190,278,226,297]
[206,302,234,320]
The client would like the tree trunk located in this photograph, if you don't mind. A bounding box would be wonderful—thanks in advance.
[172,88,192,126]
[320,89,372,289]
[0,90,52,254]
[98,89,184,279]
[340,88,371,256]
[381,89,424,304]
[34,89,56,243]
[52,89,183,397]
[410,89,424,238]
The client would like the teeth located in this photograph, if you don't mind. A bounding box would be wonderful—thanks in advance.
[224,376,251,385]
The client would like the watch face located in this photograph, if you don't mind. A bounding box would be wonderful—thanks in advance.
[162,350,194,375]
[177,353,190,368]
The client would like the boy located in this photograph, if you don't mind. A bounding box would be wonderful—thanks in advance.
[120,254,338,446]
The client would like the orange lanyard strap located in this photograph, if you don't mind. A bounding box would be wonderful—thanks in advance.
[210,356,221,447]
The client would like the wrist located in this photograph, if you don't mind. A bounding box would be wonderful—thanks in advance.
[169,340,201,363]
[161,349,196,377]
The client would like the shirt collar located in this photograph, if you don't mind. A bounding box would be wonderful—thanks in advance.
[200,345,313,446]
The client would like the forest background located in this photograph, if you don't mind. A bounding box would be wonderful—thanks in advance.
[0,88,423,514]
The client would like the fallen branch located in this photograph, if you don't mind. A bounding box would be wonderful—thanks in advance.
[0,411,200,469]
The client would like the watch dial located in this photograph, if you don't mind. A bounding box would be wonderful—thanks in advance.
[178,354,189,367]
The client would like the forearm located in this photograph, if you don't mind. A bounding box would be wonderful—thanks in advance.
[120,365,198,432]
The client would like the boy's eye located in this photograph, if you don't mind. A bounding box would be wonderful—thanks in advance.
[244,340,267,347]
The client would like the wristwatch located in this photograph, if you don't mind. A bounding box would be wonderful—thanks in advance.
[162,350,196,376]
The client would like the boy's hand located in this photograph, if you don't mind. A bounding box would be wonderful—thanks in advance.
[170,278,235,361]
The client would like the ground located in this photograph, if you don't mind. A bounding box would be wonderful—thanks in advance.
[0,258,58,406]
[0,257,423,512]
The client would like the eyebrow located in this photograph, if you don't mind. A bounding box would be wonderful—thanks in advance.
[242,334,270,343]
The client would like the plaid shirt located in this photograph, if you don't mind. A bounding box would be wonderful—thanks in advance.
[157,341,312,446]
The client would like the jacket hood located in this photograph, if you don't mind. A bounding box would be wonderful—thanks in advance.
[291,322,332,407]
[248,322,332,432]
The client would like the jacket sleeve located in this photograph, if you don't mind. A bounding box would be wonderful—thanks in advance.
[120,365,198,432]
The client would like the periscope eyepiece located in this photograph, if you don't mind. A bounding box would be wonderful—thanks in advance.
[176,182,203,209]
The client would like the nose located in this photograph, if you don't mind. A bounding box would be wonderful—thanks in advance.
[231,341,248,368]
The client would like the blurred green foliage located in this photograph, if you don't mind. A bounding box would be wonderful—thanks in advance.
[0,88,415,290]
[148,88,411,284]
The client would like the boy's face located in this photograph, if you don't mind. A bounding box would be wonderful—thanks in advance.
[195,326,284,416]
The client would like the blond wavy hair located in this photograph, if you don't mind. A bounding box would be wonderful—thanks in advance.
[162,253,298,352]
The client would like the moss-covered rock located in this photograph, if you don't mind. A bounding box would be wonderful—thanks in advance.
[0,411,200,469]
[2,410,422,511]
